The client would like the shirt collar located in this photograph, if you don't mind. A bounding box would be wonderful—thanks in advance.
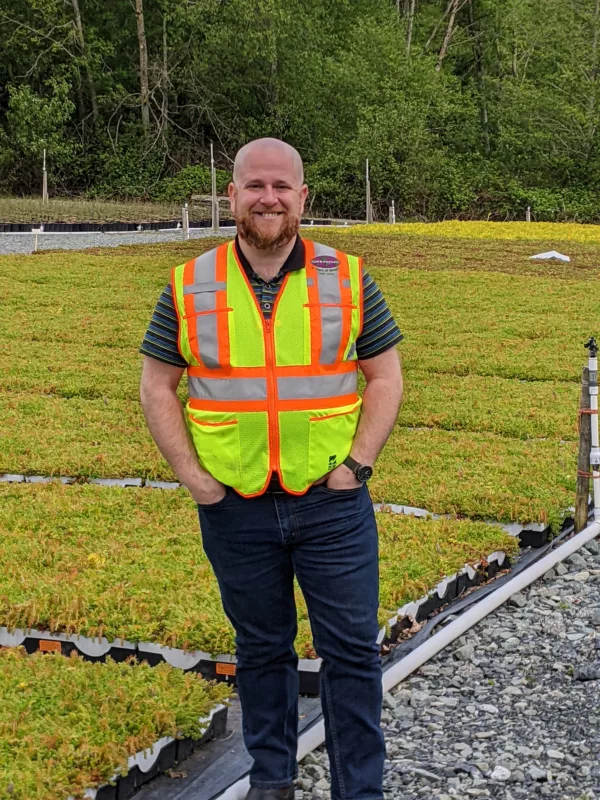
[234,235,305,281]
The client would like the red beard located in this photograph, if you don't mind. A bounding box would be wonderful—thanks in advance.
[236,210,300,251]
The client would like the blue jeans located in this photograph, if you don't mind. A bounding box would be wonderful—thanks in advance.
[198,483,385,800]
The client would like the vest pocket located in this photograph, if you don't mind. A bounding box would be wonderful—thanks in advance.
[307,400,362,481]
[187,410,241,489]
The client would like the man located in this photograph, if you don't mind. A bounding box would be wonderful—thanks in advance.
[140,138,403,800]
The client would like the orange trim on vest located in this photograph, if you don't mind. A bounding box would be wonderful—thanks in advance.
[336,250,352,362]
[215,244,231,368]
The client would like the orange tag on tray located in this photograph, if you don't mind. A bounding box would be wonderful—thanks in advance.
[39,640,62,652]
[215,662,236,676]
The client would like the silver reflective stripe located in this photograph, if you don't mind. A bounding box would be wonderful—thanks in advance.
[342,279,351,288]
[188,376,267,402]
[184,281,226,295]
[312,242,343,364]
[190,250,220,368]
[277,372,357,400]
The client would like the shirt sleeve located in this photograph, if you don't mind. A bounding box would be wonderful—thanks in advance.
[355,269,404,360]
[139,283,188,367]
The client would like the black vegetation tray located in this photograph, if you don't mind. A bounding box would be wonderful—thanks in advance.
[92,705,228,800]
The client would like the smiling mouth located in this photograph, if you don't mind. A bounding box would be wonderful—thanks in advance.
[254,212,284,218]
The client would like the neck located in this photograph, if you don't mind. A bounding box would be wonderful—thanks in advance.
[236,235,297,282]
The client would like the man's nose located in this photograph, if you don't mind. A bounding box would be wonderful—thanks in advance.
[259,186,279,206]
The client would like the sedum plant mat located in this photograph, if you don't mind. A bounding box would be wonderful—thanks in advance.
[0,230,591,522]
[0,483,519,657]
[342,220,600,244]
[0,646,229,800]
[0,196,194,224]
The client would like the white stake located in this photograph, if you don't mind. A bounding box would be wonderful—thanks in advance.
[526,205,531,223]
[42,149,48,204]
[586,338,600,520]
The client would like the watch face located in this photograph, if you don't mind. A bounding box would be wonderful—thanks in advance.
[356,465,373,483]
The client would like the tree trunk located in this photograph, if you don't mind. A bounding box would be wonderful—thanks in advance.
[70,0,99,123]
[161,14,168,135]
[406,0,416,55]
[436,0,463,71]
[135,0,150,134]
[467,0,490,156]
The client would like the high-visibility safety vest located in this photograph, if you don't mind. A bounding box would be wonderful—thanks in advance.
[172,239,363,497]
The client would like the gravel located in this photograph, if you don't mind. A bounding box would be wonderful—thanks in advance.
[0,226,235,255]
[297,537,600,800]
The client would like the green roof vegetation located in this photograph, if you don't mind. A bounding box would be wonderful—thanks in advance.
[0,646,229,800]
[0,483,518,656]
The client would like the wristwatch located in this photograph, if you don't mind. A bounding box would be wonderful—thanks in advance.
[343,455,373,483]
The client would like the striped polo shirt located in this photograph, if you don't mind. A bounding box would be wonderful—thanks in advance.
[140,236,403,366]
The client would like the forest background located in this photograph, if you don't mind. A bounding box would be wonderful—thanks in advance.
[2,0,600,221]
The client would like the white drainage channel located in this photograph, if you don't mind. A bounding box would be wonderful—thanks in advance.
[216,518,600,800]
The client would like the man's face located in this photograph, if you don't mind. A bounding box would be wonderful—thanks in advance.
[229,148,308,251]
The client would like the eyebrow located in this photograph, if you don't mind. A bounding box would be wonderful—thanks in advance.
[243,179,294,187]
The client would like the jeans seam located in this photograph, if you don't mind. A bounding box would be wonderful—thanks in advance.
[323,669,346,800]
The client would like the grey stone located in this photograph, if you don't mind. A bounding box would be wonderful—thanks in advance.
[573,662,600,681]
[592,609,600,626]
[305,765,325,781]
[584,538,600,555]
[512,769,525,783]
[508,592,528,608]
[565,552,587,568]
[296,779,313,792]
[454,644,475,661]
[529,766,549,781]
[412,768,442,783]
[543,569,556,581]
[555,562,568,575]
[314,779,329,790]
[491,765,511,781]
[383,692,397,710]
[547,749,565,759]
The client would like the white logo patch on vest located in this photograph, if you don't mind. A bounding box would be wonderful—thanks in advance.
[311,255,340,272]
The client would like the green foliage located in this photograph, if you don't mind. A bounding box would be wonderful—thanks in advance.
[2,0,600,217]
[151,165,231,203]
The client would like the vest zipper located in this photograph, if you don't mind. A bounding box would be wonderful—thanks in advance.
[264,318,280,478]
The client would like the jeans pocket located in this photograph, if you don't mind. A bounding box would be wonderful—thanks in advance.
[315,484,363,497]
[197,487,231,510]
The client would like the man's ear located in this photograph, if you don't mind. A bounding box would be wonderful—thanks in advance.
[299,183,308,214]
[228,182,237,213]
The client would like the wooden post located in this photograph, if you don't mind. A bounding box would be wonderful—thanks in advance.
[182,203,189,240]
[211,143,218,232]
[42,149,48,204]
[576,366,592,532]
[366,159,372,224]
[526,206,531,223]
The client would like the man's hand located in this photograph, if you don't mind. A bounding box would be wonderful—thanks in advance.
[186,473,227,506]
[325,462,362,491]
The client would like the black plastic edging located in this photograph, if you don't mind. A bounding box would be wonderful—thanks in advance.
[0,218,346,234]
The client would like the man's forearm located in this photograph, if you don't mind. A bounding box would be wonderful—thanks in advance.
[140,386,210,487]
[350,376,403,465]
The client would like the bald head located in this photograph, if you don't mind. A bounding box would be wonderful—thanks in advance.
[232,138,304,187]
